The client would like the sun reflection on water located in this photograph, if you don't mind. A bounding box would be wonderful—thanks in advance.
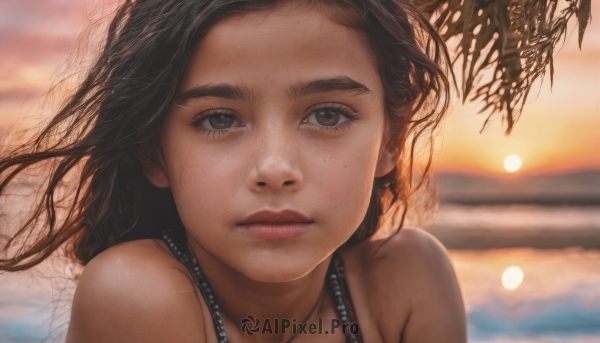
[450,248,600,342]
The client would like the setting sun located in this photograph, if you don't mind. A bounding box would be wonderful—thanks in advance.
[504,154,522,173]
[502,266,524,290]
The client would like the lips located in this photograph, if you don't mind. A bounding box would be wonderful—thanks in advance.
[237,209,313,240]
[238,209,312,225]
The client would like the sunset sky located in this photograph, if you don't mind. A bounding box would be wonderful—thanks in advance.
[1,0,599,176]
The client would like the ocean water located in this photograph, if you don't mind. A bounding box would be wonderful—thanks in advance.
[427,204,600,249]
[1,204,600,342]
[452,248,600,342]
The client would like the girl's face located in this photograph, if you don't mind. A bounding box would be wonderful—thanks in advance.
[144,3,395,282]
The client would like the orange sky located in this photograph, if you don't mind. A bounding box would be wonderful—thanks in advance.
[435,4,600,175]
[0,0,598,176]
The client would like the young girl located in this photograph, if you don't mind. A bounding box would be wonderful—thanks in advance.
[3,0,589,342]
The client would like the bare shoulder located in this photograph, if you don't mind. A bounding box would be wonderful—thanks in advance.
[66,239,207,343]
[343,228,467,343]
[370,227,457,282]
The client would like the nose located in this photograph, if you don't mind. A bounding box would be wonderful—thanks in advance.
[246,130,303,193]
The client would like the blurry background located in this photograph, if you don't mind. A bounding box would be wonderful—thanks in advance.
[1,0,599,342]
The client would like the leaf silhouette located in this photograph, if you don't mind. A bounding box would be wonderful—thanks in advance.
[415,0,593,134]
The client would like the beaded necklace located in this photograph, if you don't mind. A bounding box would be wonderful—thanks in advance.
[161,230,363,343]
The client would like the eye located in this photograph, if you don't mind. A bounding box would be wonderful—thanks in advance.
[193,111,244,131]
[302,105,356,127]
[205,114,237,129]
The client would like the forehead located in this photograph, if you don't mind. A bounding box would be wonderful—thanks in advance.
[180,2,381,95]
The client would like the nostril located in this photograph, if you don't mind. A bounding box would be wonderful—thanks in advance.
[257,181,267,187]
[283,180,294,186]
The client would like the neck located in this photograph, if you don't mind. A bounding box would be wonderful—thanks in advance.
[187,237,332,343]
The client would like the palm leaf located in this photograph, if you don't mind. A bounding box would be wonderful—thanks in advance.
[416,0,593,134]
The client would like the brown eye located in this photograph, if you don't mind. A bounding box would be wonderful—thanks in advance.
[303,106,354,129]
[314,108,340,126]
[196,113,243,131]
[208,115,234,129]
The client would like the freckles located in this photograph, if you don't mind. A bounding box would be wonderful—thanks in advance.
[175,144,244,220]
[309,144,377,222]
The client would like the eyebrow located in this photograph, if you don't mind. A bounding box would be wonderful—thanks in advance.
[175,76,372,104]
[288,76,372,98]
[176,83,253,104]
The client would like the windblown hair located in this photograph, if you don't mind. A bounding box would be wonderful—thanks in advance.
[0,0,452,271]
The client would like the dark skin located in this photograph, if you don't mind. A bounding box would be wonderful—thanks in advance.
[66,3,466,343]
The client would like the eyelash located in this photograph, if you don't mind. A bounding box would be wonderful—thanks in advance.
[190,104,358,136]
[190,108,241,138]
[303,103,358,133]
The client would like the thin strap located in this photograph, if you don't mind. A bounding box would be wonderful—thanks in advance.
[161,231,229,343]
[328,251,364,343]
[282,290,322,343]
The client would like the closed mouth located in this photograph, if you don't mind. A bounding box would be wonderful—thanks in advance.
[237,209,313,240]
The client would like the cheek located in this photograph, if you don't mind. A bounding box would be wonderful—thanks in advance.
[305,130,383,231]
[161,128,245,230]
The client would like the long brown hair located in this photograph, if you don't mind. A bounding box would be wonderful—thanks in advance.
[0,0,450,272]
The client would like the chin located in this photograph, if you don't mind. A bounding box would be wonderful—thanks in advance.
[238,252,324,283]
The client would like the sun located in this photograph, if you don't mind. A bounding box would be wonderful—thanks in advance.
[502,266,524,290]
[504,154,522,173]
